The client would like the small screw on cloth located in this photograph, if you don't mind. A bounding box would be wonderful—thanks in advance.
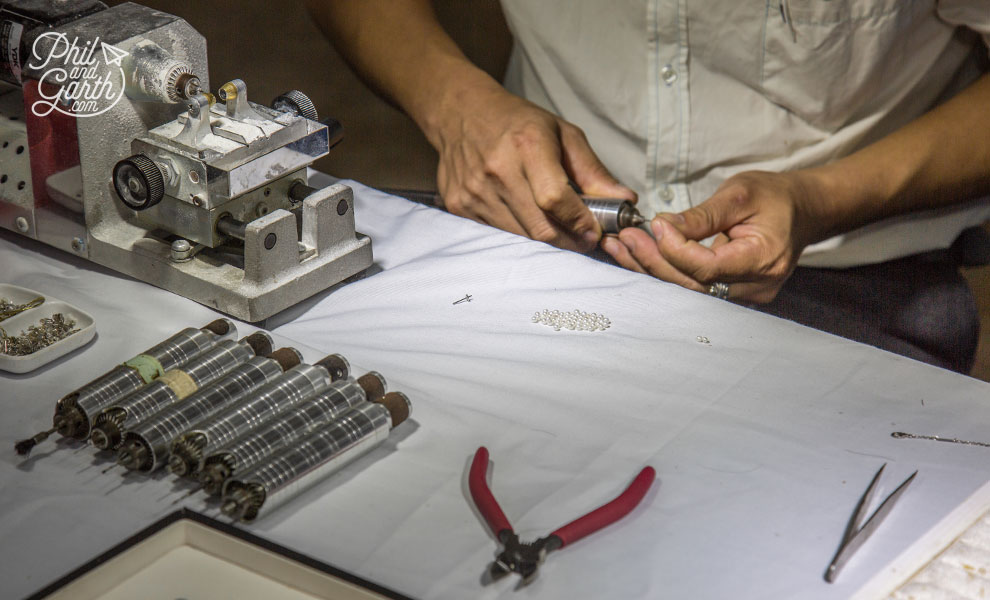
[453,294,473,305]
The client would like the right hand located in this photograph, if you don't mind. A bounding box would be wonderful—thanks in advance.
[429,80,636,252]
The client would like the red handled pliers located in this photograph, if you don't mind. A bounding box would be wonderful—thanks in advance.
[468,446,656,586]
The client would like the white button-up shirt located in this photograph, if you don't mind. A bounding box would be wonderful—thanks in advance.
[500,0,990,267]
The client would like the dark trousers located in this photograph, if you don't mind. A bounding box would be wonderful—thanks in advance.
[754,251,980,374]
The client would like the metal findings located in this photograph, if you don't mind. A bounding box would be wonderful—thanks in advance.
[0,296,44,321]
[0,313,79,355]
[532,309,611,332]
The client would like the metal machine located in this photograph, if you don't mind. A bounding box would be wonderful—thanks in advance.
[0,1,373,321]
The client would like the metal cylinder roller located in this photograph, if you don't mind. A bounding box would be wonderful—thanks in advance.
[14,320,236,456]
[164,348,305,476]
[169,355,348,478]
[222,392,411,522]
[378,189,645,234]
[117,332,280,471]
[199,372,385,496]
[582,197,646,234]
[90,334,273,451]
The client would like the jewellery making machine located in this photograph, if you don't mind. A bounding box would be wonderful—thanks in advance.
[0,0,373,321]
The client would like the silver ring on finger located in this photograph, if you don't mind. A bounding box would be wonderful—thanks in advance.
[708,282,730,300]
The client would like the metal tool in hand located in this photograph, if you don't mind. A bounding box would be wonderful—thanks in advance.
[825,463,917,583]
[381,188,645,234]
[468,446,655,586]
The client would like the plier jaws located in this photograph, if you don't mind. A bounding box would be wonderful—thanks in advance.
[469,446,655,587]
[487,530,558,585]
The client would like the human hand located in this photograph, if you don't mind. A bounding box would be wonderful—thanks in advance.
[601,170,830,302]
[430,80,636,252]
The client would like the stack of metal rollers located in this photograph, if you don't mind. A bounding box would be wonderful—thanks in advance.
[14,321,412,522]
[15,319,239,454]
[89,332,279,452]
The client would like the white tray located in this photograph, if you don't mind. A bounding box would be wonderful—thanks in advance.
[0,284,96,374]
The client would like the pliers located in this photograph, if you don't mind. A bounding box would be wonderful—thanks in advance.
[468,446,656,586]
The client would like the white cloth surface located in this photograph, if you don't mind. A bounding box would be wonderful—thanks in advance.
[500,0,990,267]
[1,176,990,599]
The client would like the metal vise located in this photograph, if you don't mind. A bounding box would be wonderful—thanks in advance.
[0,1,372,321]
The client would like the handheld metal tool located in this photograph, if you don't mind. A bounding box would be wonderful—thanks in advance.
[380,188,645,234]
[221,391,411,522]
[14,319,236,455]
[825,463,918,583]
[168,354,349,478]
[468,446,655,586]
[198,372,387,496]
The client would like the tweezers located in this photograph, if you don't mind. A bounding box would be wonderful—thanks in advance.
[825,463,917,583]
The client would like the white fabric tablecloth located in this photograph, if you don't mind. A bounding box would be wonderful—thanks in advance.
[2,175,989,599]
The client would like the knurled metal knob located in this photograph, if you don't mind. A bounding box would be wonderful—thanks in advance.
[112,154,165,211]
[271,90,319,121]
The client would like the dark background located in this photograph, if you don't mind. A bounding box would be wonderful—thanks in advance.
[106,0,511,191]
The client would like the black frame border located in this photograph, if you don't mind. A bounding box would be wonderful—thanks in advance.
[24,508,416,600]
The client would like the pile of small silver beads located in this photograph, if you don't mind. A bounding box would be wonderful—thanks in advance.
[0,313,79,355]
[532,309,611,332]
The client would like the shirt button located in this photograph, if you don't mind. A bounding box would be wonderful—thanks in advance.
[660,64,678,85]
[658,186,674,202]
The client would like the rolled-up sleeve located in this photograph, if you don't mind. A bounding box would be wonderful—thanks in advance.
[937,1,990,54]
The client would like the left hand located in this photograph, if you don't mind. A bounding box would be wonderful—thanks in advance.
[601,170,829,303]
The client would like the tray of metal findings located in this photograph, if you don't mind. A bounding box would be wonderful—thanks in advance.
[0,283,95,374]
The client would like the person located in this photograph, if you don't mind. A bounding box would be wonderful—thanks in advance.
[307,0,990,373]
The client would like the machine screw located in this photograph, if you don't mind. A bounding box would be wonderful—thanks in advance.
[71,237,86,253]
[157,158,180,187]
[171,239,194,262]
[14,216,29,232]
[191,195,204,207]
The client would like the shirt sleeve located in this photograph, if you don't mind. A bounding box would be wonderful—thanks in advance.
[937,1,990,55]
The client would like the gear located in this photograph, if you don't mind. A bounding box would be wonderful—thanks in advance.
[271,90,318,121]
[165,63,197,102]
[112,154,165,211]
